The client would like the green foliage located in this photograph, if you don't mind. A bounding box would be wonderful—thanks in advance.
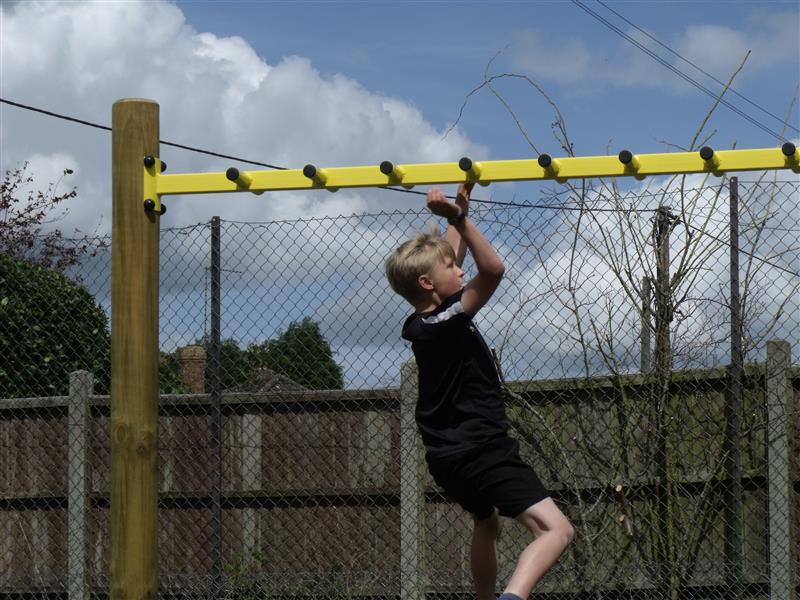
[191,337,262,392]
[223,549,273,600]
[159,351,191,394]
[260,317,344,390]
[0,253,110,397]
[220,338,257,390]
[185,317,343,391]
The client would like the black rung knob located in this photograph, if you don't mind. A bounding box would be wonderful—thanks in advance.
[458,157,473,171]
[781,142,797,157]
[160,161,167,172]
[159,204,167,215]
[618,150,633,164]
[699,146,715,161]
[144,155,156,168]
[537,153,552,168]
[303,164,317,179]
[226,167,240,181]
[144,199,156,212]
[379,161,394,175]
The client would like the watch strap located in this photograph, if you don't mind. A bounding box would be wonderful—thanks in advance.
[447,212,466,226]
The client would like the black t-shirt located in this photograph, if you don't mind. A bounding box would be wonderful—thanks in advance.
[402,290,509,459]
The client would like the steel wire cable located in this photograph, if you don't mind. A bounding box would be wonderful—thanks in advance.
[570,0,789,142]
[0,97,651,212]
[3,97,797,275]
[595,0,799,135]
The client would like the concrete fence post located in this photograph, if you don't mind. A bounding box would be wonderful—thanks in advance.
[766,340,792,600]
[399,360,425,600]
[68,370,93,600]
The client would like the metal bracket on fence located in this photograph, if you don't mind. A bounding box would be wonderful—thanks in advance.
[143,155,166,215]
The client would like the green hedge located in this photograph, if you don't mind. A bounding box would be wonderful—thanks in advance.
[0,253,110,397]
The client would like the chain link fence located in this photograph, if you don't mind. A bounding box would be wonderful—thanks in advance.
[1,178,798,598]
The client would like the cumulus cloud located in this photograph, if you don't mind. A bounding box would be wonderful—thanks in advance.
[0,0,489,387]
[0,0,484,235]
[675,12,800,77]
[2,1,795,388]
[22,152,80,188]
[508,29,595,84]
[465,167,799,383]
[508,10,799,91]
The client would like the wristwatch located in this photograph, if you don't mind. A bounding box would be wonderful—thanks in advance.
[447,211,466,226]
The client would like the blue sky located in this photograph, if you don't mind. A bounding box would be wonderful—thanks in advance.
[2,0,797,225]
[176,0,798,160]
[1,1,798,387]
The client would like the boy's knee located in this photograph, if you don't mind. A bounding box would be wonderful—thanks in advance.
[560,520,575,546]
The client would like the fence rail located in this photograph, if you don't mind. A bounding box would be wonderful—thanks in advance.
[2,351,797,598]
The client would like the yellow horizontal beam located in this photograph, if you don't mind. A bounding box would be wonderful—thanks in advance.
[152,146,798,197]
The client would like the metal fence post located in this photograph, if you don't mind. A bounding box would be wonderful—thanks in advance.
[724,177,743,596]
[210,215,222,598]
[400,360,424,600]
[68,370,93,600]
[766,340,791,600]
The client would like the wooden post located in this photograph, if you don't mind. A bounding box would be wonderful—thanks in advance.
[653,206,673,375]
[766,340,791,600]
[111,99,160,600]
[399,360,425,600]
[652,206,675,599]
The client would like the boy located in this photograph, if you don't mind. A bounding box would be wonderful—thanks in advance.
[385,184,574,600]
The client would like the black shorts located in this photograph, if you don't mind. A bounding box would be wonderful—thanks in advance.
[426,436,549,520]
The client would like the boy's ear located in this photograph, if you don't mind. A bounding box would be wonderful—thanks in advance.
[418,273,434,291]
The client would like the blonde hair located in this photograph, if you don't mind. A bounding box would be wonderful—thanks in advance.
[385,225,455,305]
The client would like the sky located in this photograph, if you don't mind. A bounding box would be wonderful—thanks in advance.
[1,0,798,387]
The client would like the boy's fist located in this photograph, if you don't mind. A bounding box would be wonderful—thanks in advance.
[426,187,461,219]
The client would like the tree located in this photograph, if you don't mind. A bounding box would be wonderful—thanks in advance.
[0,164,111,398]
[0,252,110,397]
[1,162,105,273]
[184,318,344,392]
[259,317,344,390]
[454,51,797,599]
[159,351,191,394]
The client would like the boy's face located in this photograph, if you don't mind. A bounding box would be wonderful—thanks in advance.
[423,255,464,300]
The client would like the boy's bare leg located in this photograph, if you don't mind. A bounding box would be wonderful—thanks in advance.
[502,498,574,599]
[471,509,500,600]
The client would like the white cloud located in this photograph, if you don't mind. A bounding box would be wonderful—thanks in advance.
[509,29,594,84]
[676,12,800,76]
[508,11,799,91]
[0,0,484,235]
[2,1,795,387]
[8,152,93,232]
[465,169,799,380]
[0,0,488,387]
[23,152,79,189]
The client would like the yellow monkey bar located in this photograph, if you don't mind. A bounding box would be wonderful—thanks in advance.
[143,144,799,214]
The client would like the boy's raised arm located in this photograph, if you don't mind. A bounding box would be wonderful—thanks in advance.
[444,182,473,266]
[427,187,505,317]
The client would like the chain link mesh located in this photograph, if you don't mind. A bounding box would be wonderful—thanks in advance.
[1,179,798,598]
